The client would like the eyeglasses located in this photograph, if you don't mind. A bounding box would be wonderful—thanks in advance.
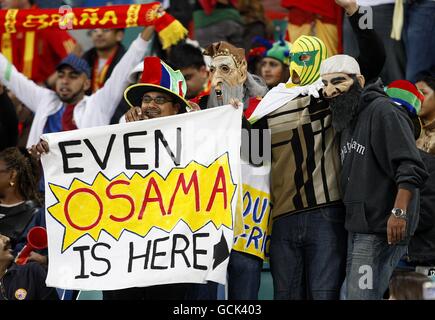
[142,95,173,105]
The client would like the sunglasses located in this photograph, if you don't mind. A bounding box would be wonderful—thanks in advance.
[142,95,173,105]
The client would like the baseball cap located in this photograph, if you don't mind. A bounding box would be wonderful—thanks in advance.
[56,54,91,79]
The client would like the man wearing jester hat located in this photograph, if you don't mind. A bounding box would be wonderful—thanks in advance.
[247,0,386,300]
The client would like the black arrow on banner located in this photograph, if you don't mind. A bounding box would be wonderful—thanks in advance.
[212,232,230,270]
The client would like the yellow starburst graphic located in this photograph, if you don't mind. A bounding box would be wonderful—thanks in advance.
[48,154,235,251]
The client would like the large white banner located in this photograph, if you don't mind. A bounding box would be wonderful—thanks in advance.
[41,106,242,290]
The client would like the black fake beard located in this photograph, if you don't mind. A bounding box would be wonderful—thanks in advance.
[207,82,244,109]
[328,81,363,132]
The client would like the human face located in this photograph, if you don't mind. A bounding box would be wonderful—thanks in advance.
[417,81,435,121]
[322,73,355,99]
[181,66,208,99]
[261,57,284,87]
[90,29,123,51]
[0,234,14,265]
[0,159,13,199]
[55,66,90,104]
[209,56,246,90]
[140,91,179,119]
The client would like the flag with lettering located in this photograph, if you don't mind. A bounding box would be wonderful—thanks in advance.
[41,106,242,290]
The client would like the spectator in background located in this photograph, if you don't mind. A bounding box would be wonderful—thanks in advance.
[0,147,42,253]
[0,234,59,300]
[416,68,435,155]
[404,0,435,83]
[167,42,210,102]
[0,84,18,151]
[257,38,291,89]
[389,271,430,300]
[0,0,81,87]
[237,0,269,52]
[385,79,435,278]
[81,28,127,124]
[82,28,126,94]
[0,26,155,148]
[281,0,343,56]
[343,0,406,85]
[193,0,244,48]
[247,46,267,78]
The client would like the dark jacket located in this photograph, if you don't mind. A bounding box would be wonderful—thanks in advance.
[14,207,47,257]
[408,150,435,261]
[340,80,428,238]
[0,263,59,300]
[0,201,39,250]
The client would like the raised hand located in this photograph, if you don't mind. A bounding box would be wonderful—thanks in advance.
[28,140,49,160]
[125,106,148,122]
[335,0,359,16]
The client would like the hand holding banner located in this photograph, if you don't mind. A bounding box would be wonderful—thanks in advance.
[41,106,242,291]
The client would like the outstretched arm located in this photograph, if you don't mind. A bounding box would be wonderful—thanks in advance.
[75,26,155,129]
[336,0,386,83]
[0,53,52,113]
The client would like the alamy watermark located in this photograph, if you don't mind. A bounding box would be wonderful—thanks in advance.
[58,5,73,30]
[358,6,374,30]
[358,265,373,290]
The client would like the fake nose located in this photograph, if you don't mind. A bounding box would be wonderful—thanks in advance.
[323,84,339,99]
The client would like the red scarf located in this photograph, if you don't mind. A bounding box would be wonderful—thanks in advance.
[91,47,118,92]
[0,4,187,49]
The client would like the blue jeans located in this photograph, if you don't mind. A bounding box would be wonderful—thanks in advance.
[404,0,435,82]
[341,232,407,300]
[227,250,263,300]
[269,205,347,300]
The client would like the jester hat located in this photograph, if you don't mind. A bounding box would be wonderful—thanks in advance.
[124,57,189,113]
